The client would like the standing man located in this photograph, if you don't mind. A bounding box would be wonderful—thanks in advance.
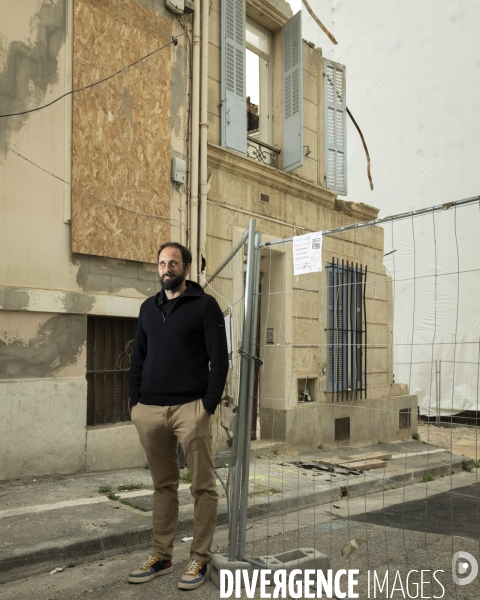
[128,242,229,590]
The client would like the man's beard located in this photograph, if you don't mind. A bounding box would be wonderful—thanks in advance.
[160,271,186,291]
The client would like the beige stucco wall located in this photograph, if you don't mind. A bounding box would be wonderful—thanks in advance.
[0,0,188,316]
[0,0,188,480]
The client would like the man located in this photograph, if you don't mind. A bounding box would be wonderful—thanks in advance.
[128,242,229,590]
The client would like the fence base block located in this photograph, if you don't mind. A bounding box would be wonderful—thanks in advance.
[210,548,329,590]
[210,554,254,589]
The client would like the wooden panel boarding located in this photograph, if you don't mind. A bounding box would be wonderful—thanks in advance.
[72,0,172,263]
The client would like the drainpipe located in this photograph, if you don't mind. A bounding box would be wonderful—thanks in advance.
[189,0,201,281]
[198,0,209,278]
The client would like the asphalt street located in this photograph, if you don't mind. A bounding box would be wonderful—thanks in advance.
[1,472,479,600]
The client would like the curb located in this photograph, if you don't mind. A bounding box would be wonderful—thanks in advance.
[0,454,464,583]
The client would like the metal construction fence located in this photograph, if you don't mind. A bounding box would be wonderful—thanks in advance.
[206,195,480,598]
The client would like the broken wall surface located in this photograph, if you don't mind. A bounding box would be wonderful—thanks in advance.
[0,0,188,480]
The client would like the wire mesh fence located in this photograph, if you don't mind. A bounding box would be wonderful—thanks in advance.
[221,197,480,598]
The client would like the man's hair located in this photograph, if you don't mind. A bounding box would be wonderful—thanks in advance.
[157,242,192,265]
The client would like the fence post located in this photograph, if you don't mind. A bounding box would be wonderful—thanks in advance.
[228,219,257,561]
[238,230,262,559]
[436,359,441,426]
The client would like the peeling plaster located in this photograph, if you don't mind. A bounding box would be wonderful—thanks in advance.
[71,253,157,297]
[0,287,30,311]
[63,292,95,314]
[0,0,66,146]
[0,314,86,379]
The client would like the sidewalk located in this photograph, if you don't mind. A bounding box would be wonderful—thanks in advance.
[0,440,470,583]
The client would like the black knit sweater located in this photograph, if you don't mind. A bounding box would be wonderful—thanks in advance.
[129,281,229,414]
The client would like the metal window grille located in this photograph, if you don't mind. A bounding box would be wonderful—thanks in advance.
[86,316,137,426]
[334,417,351,441]
[399,408,412,429]
[326,259,367,401]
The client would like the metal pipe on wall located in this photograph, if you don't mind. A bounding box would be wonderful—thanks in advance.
[189,0,201,281]
[198,0,209,277]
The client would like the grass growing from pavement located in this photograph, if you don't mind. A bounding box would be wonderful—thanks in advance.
[98,485,112,494]
[117,483,145,491]
[107,493,121,501]
[120,499,150,512]
[462,457,473,472]
[422,473,435,482]
[180,468,192,484]
[412,433,421,441]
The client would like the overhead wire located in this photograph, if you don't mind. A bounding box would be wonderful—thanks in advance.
[0,34,184,119]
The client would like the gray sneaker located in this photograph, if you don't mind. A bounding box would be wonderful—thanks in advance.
[177,559,208,589]
[128,556,173,583]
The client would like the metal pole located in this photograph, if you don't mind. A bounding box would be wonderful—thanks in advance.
[238,231,262,558]
[437,359,442,426]
[435,360,439,426]
[228,219,256,561]
[258,195,480,249]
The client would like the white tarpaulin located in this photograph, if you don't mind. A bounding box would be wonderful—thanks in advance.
[293,0,480,415]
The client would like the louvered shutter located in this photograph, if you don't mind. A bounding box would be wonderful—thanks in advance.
[221,0,246,154]
[282,11,303,172]
[324,59,347,195]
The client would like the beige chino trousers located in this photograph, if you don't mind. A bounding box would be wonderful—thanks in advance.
[131,400,218,564]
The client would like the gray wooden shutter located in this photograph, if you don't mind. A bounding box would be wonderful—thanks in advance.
[324,59,347,195]
[282,11,303,172]
[221,0,246,154]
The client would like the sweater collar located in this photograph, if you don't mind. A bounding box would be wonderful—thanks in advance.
[157,280,205,306]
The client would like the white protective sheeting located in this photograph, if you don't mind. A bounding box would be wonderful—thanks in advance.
[293,0,480,415]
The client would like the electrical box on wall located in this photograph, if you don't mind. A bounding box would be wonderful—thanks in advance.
[165,0,184,14]
[171,157,186,184]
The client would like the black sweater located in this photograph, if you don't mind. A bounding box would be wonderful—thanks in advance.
[129,281,229,414]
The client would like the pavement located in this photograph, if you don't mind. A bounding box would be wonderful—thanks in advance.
[0,439,474,587]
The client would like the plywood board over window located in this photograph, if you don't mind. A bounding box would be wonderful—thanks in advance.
[72,0,172,263]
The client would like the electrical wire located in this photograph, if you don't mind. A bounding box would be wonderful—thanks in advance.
[0,34,184,119]
[0,140,183,226]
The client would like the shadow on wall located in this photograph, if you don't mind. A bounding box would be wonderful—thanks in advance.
[0,0,66,146]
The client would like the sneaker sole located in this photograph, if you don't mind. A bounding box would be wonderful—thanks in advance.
[128,566,173,583]
[177,577,206,590]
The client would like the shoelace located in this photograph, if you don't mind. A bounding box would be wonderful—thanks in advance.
[141,556,160,570]
[184,559,203,575]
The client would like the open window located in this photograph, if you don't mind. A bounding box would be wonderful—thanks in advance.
[221,0,303,171]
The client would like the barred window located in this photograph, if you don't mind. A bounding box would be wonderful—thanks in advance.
[86,316,137,426]
[326,259,367,401]
[399,408,411,430]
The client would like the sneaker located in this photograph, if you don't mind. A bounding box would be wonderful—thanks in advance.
[177,559,208,589]
[128,556,173,583]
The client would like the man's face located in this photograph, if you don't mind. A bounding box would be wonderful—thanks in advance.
[158,247,191,291]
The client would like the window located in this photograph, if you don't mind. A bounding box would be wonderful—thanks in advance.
[326,259,367,401]
[246,20,270,141]
[86,316,137,426]
[335,417,350,441]
[221,0,303,171]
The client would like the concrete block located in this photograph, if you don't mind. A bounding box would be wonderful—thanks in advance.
[256,548,329,572]
[210,549,329,590]
[210,554,254,589]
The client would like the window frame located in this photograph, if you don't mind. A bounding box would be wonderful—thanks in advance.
[86,315,137,426]
[326,259,367,401]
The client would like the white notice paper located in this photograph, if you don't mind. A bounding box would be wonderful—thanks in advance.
[293,232,323,275]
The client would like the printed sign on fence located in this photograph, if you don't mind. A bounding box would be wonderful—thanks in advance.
[293,231,323,275]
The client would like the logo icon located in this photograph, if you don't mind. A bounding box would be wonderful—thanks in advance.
[452,551,478,586]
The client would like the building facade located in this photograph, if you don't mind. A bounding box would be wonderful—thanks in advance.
[0,0,415,480]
